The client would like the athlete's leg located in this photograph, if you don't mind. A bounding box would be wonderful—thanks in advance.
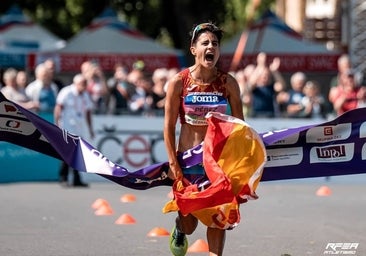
[170,164,202,255]
[207,227,226,256]
[170,212,198,256]
[176,212,198,235]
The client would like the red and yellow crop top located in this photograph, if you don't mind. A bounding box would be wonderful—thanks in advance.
[178,68,229,126]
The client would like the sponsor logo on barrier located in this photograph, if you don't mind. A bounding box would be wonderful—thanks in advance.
[265,147,303,167]
[317,145,346,158]
[0,101,36,135]
[310,143,354,163]
[1,102,24,116]
[361,143,366,160]
[261,129,300,145]
[0,118,35,135]
[62,129,79,145]
[6,120,20,129]
[95,129,165,169]
[134,171,169,184]
[324,126,333,136]
[4,103,17,113]
[323,242,359,255]
[306,124,351,143]
[271,133,299,145]
[359,122,366,138]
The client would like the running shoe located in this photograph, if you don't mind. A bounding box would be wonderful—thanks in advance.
[169,226,188,256]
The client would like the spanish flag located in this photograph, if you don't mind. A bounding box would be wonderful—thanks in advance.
[163,112,266,229]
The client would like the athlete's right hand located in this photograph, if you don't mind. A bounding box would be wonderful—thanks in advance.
[168,163,183,180]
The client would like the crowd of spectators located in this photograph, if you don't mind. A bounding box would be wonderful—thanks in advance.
[1,52,365,120]
[232,52,366,120]
[0,59,177,117]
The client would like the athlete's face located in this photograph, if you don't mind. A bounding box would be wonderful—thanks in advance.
[190,31,220,69]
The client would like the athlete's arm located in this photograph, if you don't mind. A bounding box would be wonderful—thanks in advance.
[226,74,245,121]
[164,74,183,180]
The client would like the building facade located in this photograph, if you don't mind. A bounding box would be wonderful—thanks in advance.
[276,0,365,75]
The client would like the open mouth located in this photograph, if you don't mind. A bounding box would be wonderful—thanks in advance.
[205,53,214,62]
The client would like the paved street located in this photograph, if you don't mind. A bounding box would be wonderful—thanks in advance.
[0,175,365,256]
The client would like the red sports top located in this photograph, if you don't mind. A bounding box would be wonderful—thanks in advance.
[178,68,229,126]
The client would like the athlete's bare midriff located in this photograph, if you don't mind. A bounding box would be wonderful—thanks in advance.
[177,123,207,152]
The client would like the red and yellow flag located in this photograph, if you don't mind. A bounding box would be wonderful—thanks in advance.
[163,112,266,229]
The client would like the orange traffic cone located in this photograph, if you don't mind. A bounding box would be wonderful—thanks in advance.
[187,239,209,253]
[316,185,332,196]
[120,193,136,203]
[115,213,136,224]
[91,198,110,209]
[94,204,114,216]
[147,227,170,237]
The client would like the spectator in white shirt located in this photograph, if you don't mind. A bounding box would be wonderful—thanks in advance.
[25,63,59,112]
[54,73,94,187]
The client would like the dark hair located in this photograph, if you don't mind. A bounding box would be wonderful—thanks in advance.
[190,22,223,45]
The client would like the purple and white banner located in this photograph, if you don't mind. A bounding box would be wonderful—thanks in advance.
[1,92,366,189]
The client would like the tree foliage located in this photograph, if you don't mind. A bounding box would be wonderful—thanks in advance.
[1,0,275,58]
